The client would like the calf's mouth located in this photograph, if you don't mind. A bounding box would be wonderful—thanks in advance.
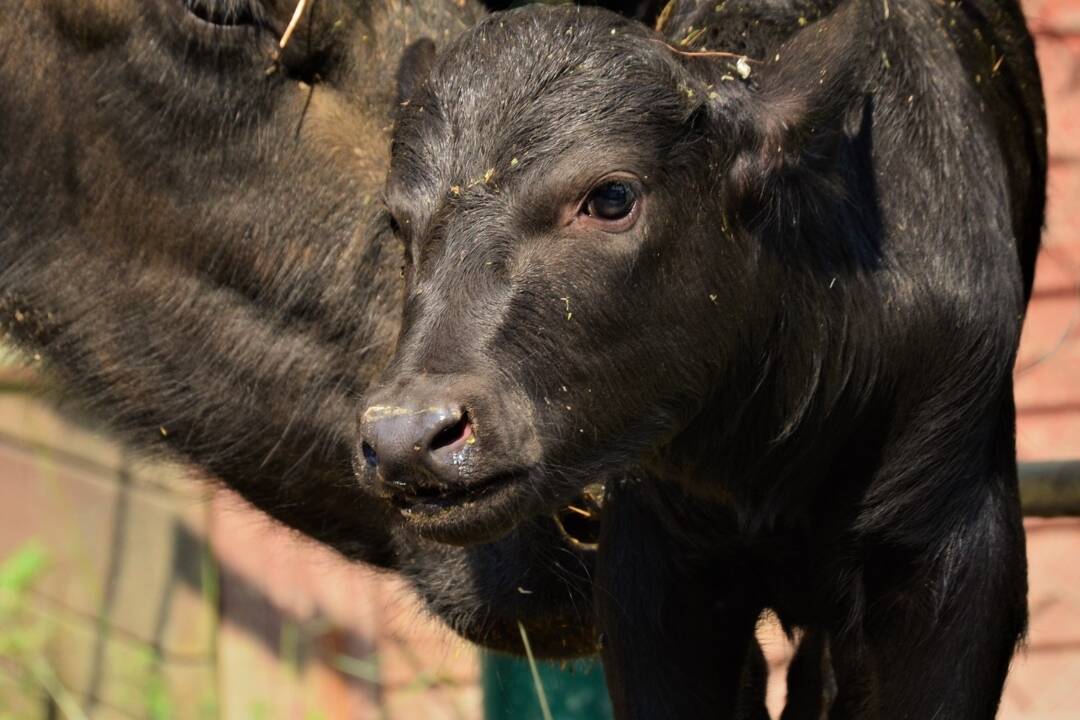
[381,469,606,548]
[386,469,521,516]
[356,375,609,545]
[552,482,605,549]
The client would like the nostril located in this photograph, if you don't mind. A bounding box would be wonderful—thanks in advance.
[430,410,473,452]
[361,440,378,468]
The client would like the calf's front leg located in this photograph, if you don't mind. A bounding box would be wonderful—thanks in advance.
[595,479,766,720]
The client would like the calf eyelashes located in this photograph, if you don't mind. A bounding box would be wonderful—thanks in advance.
[182,0,260,28]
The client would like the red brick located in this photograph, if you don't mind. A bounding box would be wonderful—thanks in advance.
[0,442,215,658]
[209,489,385,719]
[382,683,481,720]
[1024,0,1080,36]
[1043,161,1080,255]
[372,575,480,690]
[1034,35,1080,161]
[1000,519,1080,720]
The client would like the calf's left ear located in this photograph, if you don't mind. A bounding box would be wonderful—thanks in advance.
[396,38,437,106]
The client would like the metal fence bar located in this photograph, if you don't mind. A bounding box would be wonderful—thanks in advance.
[1019,461,1080,517]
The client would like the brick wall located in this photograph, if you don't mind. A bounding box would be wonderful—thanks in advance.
[1017,0,1080,460]
[0,354,479,719]
[0,364,218,719]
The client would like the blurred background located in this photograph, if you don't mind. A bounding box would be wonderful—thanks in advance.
[1,0,1079,718]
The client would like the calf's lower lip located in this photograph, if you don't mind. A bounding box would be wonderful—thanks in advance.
[387,470,607,549]
[388,468,548,546]
[387,470,538,545]
[388,471,518,516]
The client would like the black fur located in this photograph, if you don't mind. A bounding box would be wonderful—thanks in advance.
[372,0,1045,716]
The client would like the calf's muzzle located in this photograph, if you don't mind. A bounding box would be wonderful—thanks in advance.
[358,387,474,497]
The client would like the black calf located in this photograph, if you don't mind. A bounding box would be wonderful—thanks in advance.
[370,0,1045,715]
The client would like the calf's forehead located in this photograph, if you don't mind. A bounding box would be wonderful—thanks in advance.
[391,9,697,192]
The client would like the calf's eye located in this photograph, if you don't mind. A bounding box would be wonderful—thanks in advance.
[585,181,636,221]
[574,178,642,233]
[183,0,258,27]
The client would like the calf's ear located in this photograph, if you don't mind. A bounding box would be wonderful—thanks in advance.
[396,38,437,106]
[729,1,871,194]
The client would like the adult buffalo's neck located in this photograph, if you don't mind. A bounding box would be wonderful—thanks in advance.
[0,0,482,567]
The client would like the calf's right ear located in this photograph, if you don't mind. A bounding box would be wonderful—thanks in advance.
[396,38,437,106]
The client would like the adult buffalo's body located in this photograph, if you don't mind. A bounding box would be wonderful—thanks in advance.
[366,0,1045,716]
[0,0,611,658]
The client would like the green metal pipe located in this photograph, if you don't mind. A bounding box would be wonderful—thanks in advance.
[1019,460,1080,517]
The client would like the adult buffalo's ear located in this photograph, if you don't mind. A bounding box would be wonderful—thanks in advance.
[396,38,437,106]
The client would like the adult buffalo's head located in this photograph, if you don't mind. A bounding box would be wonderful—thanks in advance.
[2,0,486,543]
[358,4,870,544]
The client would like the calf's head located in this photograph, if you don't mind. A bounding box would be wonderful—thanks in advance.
[358,5,865,544]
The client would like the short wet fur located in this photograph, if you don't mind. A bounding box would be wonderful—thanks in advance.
[375,0,1045,716]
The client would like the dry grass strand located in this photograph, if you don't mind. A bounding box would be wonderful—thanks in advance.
[279,0,309,50]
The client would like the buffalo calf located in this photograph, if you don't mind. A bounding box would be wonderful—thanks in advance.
[365,0,1045,716]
